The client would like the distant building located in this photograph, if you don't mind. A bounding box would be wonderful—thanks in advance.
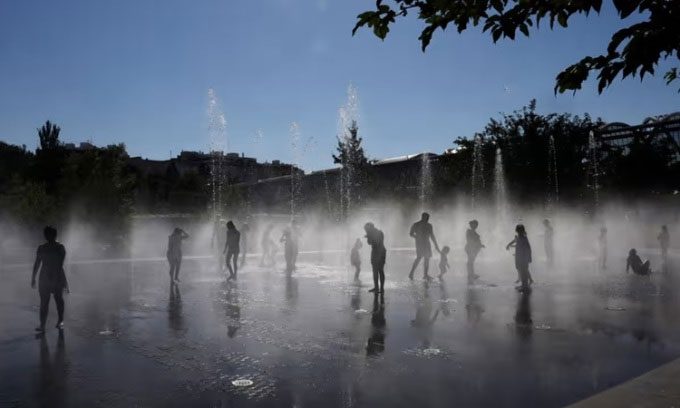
[127,150,300,185]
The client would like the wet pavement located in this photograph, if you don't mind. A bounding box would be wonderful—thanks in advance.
[1,250,679,407]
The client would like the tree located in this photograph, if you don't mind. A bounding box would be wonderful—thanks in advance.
[443,100,602,205]
[38,120,61,151]
[35,120,65,195]
[353,0,680,93]
[333,120,369,218]
[333,120,369,169]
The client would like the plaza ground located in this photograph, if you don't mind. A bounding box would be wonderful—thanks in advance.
[1,249,679,407]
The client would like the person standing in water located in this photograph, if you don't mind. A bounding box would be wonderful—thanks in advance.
[32,226,68,332]
[465,220,484,283]
[364,222,386,294]
[351,238,363,280]
[167,228,189,284]
[224,221,240,280]
[658,225,670,261]
[281,226,298,273]
[543,219,554,266]
[259,223,275,267]
[506,224,533,292]
[598,227,608,269]
[240,222,250,267]
[408,212,440,280]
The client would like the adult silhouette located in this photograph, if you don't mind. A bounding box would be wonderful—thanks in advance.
[465,220,484,283]
[224,221,240,280]
[32,226,68,332]
[167,227,189,284]
[408,212,440,280]
[364,222,386,293]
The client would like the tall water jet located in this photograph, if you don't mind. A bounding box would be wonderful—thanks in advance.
[207,88,227,219]
[289,122,303,222]
[419,152,432,211]
[471,134,485,210]
[337,84,359,222]
[494,146,508,226]
[588,130,600,212]
[547,134,559,209]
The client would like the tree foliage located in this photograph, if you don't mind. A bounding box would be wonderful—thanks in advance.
[0,121,136,235]
[441,100,679,207]
[333,120,369,169]
[38,120,61,151]
[353,0,680,93]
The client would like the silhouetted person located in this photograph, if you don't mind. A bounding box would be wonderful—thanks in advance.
[167,227,189,284]
[627,248,651,276]
[598,227,608,269]
[506,224,533,292]
[364,222,386,293]
[32,226,68,332]
[224,221,240,280]
[260,223,276,266]
[240,222,250,267]
[658,225,670,261]
[281,226,298,273]
[543,219,554,266]
[366,294,386,356]
[438,245,450,279]
[465,220,484,283]
[351,238,363,280]
[408,212,440,280]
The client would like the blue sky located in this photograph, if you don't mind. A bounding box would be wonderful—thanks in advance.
[0,0,677,171]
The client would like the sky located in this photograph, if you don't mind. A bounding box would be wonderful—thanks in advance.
[0,0,678,171]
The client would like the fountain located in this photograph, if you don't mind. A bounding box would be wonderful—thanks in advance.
[289,122,303,222]
[322,170,335,220]
[471,134,485,210]
[588,130,600,212]
[419,152,432,211]
[547,134,559,209]
[207,88,227,219]
[337,84,359,222]
[494,146,508,225]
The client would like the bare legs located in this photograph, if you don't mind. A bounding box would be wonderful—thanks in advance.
[226,251,239,280]
[39,289,64,330]
[408,256,431,280]
[168,258,182,283]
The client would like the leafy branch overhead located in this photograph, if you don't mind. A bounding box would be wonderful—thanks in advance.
[353,0,680,93]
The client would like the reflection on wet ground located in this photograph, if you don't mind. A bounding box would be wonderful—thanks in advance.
[1,252,679,407]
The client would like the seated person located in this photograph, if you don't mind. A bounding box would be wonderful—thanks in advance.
[626,248,651,276]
